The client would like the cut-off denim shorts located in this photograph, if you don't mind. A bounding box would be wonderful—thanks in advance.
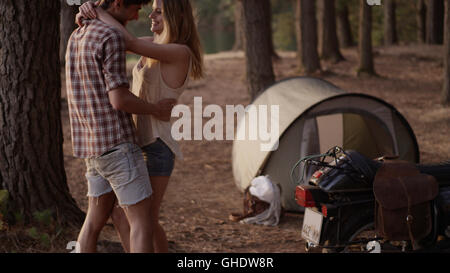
[142,138,175,177]
[84,142,152,207]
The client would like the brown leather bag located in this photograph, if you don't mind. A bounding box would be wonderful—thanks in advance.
[373,161,438,247]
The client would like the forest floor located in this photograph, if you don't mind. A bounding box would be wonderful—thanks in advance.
[2,44,450,253]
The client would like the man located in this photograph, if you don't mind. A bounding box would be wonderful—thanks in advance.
[65,0,173,252]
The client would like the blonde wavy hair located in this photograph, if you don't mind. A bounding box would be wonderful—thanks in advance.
[150,0,204,79]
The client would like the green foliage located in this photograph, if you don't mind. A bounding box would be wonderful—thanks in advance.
[122,0,422,54]
[347,0,361,44]
[395,0,419,44]
[0,190,8,216]
[14,211,24,225]
[272,0,296,51]
[344,0,418,46]
[372,3,384,46]
[26,227,51,248]
[26,227,40,240]
[0,191,8,231]
[192,0,234,29]
[24,209,59,250]
[33,210,53,227]
[273,11,296,51]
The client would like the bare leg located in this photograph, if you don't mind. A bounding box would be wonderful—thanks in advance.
[77,191,116,253]
[110,200,130,253]
[149,176,170,253]
[121,197,154,253]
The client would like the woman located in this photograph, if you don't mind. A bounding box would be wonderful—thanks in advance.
[77,0,204,252]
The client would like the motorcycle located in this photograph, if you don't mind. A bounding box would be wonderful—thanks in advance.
[293,147,450,253]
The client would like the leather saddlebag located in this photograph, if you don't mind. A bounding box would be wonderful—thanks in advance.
[373,162,438,243]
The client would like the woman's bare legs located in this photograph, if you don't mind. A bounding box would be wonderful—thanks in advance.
[111,176,170,253]
[122,197,154,253]
[111,201,130,253]
[148,176,170,253]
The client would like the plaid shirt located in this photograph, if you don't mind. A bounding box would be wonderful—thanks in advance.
[65,19,136,158]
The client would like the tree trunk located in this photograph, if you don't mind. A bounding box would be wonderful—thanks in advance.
[262,0,279,60]
[384,0,398,45]
[426,0,444,44]
[60,1,78,67]
[295,0,321,74]
[232,0,244,51]
[443,0,450,105]
[320,0,344,63]
[357,0,375,76]
[241,0,275,99]
[417,0,427,43]
[336,0,355,48]
[0,0,84,225]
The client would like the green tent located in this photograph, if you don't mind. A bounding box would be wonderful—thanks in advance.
[232,77,419,212]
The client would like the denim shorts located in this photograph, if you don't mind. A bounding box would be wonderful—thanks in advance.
[84,143,152,207]
[142,138,175,177]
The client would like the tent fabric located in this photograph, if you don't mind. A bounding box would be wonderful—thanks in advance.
[232,77,419,212]
[232,77,346,192]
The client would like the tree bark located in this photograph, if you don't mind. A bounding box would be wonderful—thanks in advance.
[417,0,427,43]
[443,0,450,105]
[60,1,79,67]
[320,0,344,63]
[336,0,355,48]
[426,0,444,44]
[295,0,321,74]
[0,0,84,225]
[241,0,275,99]
[357,0,375,76]
[232,0,244,51]
[262,0,279,60]
[384,0,398,45]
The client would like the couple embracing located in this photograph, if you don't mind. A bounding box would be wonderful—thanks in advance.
[65,0,203,253]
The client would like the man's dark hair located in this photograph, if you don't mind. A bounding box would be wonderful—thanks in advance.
[100,0,151,9]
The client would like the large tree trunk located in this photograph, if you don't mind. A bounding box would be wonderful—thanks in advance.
[336,0,355,48]
[443,0,450,105]
[426,0,445,44]
[0,1,84,225]
[417,0,427,43]
[320,0,344,63]
[295,0,321,74]
[262,0,279,60]
[60,1,79,67]
[241,0,275,99]
[357,0,375,76]
[232,0,244,51]
[384,0,398,45]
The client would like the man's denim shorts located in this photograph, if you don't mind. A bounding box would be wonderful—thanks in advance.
[142,138,175,177]
[84,143,152,207]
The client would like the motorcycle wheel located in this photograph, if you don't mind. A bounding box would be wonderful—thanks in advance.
[321,207,376,253]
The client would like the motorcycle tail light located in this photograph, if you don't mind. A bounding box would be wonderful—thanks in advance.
[295,186,316,207]
[321,204,328,217]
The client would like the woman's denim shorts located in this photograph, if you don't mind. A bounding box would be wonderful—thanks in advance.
[142,138,175,177]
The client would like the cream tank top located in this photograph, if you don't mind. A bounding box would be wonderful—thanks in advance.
[131,53,192,160]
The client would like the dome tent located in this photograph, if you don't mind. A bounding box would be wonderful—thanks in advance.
[232,77,419,212]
